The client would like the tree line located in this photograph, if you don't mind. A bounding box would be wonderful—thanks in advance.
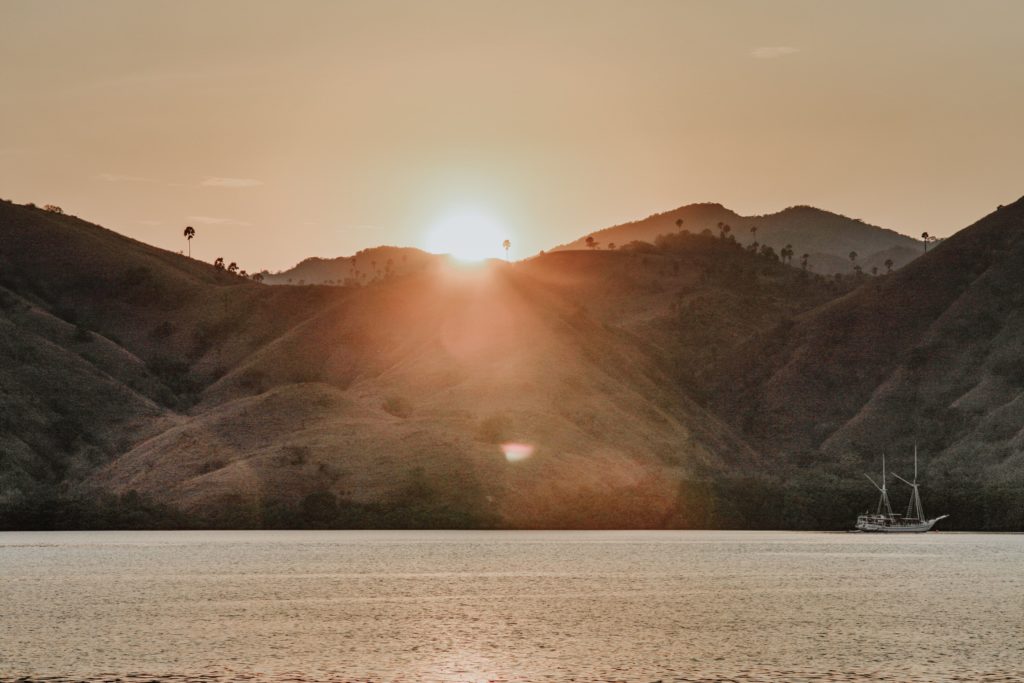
[182,226,264,282]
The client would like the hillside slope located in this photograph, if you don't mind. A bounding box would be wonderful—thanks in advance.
[94,260,765,529]
[521,232,846,391]
[0,202,338,520]
[713,196,1024,529]
[3,200,811,529]
[262,247,437,286]
[4,197,1020,530]
[556,203,922,275]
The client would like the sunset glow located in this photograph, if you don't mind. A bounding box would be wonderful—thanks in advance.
[4,2,1020,272]
[423,208,510,262]
[1,2,1022,682]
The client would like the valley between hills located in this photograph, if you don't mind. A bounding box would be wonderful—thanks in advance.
[1,197,1022,530]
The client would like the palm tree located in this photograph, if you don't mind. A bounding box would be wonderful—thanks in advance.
[750,225,758,244]
[849,251,858,270]
[675,218,684,231]
[183,226,195,257]
[214,257,225,271]
[800,253,809,271]
[719,223,731,240]
[228,262,238,275]
[503,239,511,261]
[884,258,894,274]
[782,244,794,264]
[585,235,597,250]
[922,232,930,252]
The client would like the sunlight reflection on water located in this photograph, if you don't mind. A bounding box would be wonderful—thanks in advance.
[1,530,1022,683]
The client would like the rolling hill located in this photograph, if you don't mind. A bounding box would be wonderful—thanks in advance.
[712,196,1024,529]
[555,202,923,275]
[1,196,1021,530]
[260,246,437,286]
[1,200,812,529]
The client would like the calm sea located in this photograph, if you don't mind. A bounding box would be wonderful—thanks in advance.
[1,530,1021,682]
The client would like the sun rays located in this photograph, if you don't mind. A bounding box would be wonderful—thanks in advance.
[423,207,511,262]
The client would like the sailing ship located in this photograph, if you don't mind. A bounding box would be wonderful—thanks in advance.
[855,446,949,533]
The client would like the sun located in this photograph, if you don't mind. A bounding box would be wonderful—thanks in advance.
[423,207,509,262]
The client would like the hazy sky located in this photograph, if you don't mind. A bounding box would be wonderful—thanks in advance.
[2,0,1023,271]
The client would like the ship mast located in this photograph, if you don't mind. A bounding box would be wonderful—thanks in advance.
[893,443,925,521]
[865,453,894,518]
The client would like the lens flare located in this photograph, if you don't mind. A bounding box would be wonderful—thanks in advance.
[501,442,534,462]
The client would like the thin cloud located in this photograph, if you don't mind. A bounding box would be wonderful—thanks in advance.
[186,215,252,226]
[751,46,801,59]
[201,177,263,188]
[96,172,159,183]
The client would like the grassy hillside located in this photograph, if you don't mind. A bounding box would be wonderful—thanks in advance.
[523,230,851,392]
[93,260,758,529]
[712,196,1024,529]
[555,202,922,275]
[0,201,337,521]
[3,201,812,529]
[2,197,1020,530]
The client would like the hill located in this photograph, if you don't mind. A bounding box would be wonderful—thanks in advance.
[0,202,339,524]
[555,203,923,275]
[261,247,437,286]
[2,200,841,530]
[2,197,1021,531]
[712,196,1024,529]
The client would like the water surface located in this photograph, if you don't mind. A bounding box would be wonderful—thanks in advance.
[1,530,1021,682]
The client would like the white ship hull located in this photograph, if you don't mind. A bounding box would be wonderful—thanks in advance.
[855,515,948,533]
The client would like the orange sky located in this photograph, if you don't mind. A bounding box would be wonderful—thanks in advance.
[2,0,1023,271]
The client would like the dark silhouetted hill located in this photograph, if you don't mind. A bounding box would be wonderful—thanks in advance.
[712,196,1024,530]
[555,203,922,275]
[1,201,795,529]
[262,247,437,286]
[1,197,1020,531]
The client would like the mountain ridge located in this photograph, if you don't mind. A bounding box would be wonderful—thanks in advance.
[261,246,437,287]
[554,202,923,275]
[2,196,1022,530]
[707,195,1024,528]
